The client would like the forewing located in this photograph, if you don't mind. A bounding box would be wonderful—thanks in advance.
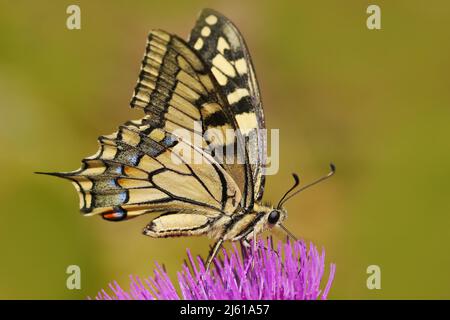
[130,29,253,207]
[188,9,266,202]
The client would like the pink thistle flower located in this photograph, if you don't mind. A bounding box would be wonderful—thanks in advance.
[95,238,335,300]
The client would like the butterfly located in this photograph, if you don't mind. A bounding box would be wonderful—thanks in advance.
[38,9,335,270]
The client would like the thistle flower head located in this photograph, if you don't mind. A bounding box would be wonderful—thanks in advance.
[95,238,335,300]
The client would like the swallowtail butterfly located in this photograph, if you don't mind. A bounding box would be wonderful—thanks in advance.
[39,9,334,269]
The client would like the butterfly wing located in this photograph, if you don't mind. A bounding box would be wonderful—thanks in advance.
[45,118,241,222]
[42,30,248,236]
[188,8,267,203]
[130,29,254,208]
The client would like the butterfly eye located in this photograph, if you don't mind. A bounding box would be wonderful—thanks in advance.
[267,210,280,225]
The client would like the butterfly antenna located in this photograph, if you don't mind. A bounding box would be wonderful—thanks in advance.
[279,224,298,241]
[276,173,300,209]
[278,163,336,208]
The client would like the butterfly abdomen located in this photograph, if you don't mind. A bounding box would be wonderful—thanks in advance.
[143,212,227,238]
[142,210,267,242]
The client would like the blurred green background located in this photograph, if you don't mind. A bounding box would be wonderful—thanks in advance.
[1,0,449,299]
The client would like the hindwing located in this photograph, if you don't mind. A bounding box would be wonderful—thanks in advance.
[45,118,241,221]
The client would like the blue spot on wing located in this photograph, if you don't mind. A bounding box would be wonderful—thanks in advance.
[116,148,141,166]
[112,165,123,175]
[129,153,139,166]
[107,179,118,188]
[162,135,177,146]
[118,191,127,203]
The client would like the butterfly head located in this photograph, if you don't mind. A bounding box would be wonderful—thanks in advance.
[265,207,287,228]
[248,205,295,241]
[246,204,289,241]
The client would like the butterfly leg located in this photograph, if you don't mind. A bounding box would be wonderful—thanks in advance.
[241,237,256,270]
[242,239,251,248]
[206,238,224,272]
[251,232,257,269]
[243,237,284,271]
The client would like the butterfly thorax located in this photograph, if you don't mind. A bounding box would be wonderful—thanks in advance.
[213,203,287,242]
